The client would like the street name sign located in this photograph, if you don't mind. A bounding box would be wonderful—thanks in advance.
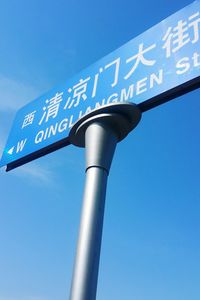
[1,0,200,170]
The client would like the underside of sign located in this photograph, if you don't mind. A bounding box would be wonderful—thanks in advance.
[139,75,200,111]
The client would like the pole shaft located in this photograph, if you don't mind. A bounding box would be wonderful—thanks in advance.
[69,122,118,300]
[69,167,108,300]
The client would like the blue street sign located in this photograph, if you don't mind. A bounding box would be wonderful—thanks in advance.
[1,0,200,170]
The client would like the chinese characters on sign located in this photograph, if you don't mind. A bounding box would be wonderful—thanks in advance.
[20,9,200,131]
[162,11,200,57]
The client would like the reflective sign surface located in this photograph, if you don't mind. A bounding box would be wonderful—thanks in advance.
[1,0,200,170]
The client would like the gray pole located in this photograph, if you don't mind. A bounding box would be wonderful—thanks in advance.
[69,121,117,300]
[69,103,142,300]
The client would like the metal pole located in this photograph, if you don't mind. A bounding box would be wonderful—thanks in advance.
[69,121,118,300]
[69,103,142,300]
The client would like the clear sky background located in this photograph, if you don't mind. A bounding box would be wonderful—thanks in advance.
[0,0,200,300]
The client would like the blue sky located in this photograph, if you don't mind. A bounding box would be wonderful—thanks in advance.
[0,0,200,300]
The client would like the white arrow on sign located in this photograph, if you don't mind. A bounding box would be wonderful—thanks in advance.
[7,146,15,155]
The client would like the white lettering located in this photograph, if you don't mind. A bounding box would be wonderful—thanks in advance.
[16,139,27,152]
[95,99,106,110]
[75,68,166,123]
[136,77,147,95]
[34,118,70,144]
[176,57,190,74]
[48,123,58,138]
[35,131,44,144]
[79,110,84,119]
[192,51,200,67]
[68,115,75,128]
[150,69,163,88]
[107,93,118,103]
[120,84,134,101]
[58,118,68,132]
[44,128,49,140]
[85,106,92,115]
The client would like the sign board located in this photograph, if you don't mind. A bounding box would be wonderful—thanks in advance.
[1,0,200,170]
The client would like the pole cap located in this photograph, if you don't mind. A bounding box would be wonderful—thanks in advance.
[69,102,142,147]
